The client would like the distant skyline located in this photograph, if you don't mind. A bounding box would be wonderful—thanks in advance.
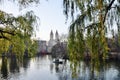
[0,0,71,41]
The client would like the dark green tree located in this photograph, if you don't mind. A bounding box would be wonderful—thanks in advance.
[63,0,120,61]
[0,0,39,57]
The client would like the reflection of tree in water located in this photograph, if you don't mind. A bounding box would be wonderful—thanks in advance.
[50,63,53,73]
[1,57,8,79]
[88,61,120,80]
[50,59,120,80]
[35,55,48,69]
[55,63,67,80]
[23,58,30,70]
[9,57,19,73]
[115,61,120,79]
[50,60,71,80]
[106,61,119,79]
[70,61,105,80]
[0,57,31,79]
[69,60,120,80]
[9,56,30,73]
[55,63,60,73]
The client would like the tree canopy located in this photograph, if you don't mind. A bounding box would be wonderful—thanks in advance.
[63,0,120,77]
[0,0,39,57]
[0,0,39,8]
[63,0,120,60]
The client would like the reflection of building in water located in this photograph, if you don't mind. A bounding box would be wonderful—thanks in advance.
[47,30,60,53]
[49,61,70,80]
[37,40,47,53]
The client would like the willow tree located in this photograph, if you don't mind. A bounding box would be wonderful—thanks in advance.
[63,0,120,60]
[0,0,40,57]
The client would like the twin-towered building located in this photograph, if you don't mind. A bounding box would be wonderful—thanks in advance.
[47,30,60,53]
[37,30,60,53]
[37,30,68,59]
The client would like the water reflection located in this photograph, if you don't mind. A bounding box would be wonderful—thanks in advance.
[1,57,8,79]
[22,58,30,70]
[0,55,120,80]
[70,61,120,80]
[9,57,19,73]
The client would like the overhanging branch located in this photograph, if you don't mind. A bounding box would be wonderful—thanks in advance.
[0,28,15,40]
[0,35,10,40]
[0,29,15,36]
[103,0,116,23]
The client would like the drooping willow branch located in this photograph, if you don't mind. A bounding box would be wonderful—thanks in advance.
[103,0,116,23]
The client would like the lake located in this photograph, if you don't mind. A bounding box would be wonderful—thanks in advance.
[0,55,120,80]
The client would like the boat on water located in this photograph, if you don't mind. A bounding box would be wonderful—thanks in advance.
[53,59,63,64]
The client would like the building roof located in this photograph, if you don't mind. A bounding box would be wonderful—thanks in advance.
[50,30,53,35]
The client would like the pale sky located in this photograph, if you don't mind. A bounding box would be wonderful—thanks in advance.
[0,0,70,41]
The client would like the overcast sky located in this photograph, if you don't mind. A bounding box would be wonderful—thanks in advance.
[0,0,70,41]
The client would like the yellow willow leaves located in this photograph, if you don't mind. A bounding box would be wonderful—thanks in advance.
[0,39,10,54]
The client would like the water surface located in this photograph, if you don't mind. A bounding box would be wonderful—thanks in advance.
[0,55,120,80]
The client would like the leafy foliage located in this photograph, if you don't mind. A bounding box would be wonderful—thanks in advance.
[0,0,41,58]
[63,0,120,77]
[0,0,40,9]
[0,10,39,57]
[64,0,120,60]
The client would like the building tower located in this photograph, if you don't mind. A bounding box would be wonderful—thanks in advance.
[55,30,59,42]
[50,30,53,40]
